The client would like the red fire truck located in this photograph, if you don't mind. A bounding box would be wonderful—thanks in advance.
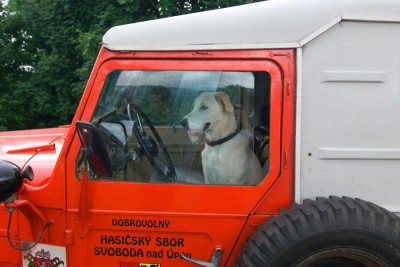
[1,0,400,266]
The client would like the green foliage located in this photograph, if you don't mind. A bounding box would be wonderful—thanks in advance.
[0,3,33,130]
[0,0,263,130]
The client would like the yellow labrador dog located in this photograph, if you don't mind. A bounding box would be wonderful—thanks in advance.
[181,91,263,185]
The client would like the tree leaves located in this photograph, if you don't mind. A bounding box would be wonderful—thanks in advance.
[0,0,262,130]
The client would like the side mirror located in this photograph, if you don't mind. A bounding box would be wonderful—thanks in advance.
[0,160,34,203]
[76,121,112,177]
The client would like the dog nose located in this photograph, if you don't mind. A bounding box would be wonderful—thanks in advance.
[181,118,188,129]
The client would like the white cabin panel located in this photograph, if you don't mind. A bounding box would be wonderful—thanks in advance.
[299,20,400,210]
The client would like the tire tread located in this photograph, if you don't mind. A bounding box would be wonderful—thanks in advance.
[236,196,400,267]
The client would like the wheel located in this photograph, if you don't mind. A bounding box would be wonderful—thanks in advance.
[128,103,176,181]
[236,196,400,267]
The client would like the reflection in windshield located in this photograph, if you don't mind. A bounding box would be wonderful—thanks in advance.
[88,70,269,186]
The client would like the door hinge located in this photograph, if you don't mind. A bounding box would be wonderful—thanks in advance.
[65,228,74,245]
[285,79,292,101]
[283,150,288,169]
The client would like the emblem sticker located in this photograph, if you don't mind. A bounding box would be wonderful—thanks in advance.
[22,243,66,267]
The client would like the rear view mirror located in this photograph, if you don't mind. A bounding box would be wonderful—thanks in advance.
[76,121,112,177]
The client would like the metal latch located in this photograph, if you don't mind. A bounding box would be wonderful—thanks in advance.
[181,247,222,267]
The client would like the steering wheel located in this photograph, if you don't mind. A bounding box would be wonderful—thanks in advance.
[128,103,176,181]
[254,125,270,159]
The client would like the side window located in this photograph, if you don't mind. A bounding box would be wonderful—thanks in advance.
[80,70,271,185]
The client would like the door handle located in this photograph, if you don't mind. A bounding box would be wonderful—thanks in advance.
[181,247,222,267]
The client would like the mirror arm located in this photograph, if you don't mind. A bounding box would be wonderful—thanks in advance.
[78,164,91,238]
[81,147,93,157]
[78,145,92,237]
[4,200,54,243]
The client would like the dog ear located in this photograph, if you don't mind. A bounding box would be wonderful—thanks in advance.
[216,91,234,113]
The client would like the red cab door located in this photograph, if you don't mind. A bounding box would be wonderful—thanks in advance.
[65,51,284,267]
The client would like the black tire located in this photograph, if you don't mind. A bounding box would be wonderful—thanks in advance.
[236,196,400,267]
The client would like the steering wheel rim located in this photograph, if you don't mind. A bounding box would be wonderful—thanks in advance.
[128,103,176,181]
[254,125,270,158]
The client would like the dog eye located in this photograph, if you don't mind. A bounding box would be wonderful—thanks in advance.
[199,105,208,110]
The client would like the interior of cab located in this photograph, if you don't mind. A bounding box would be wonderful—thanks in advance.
[77,70,271,185]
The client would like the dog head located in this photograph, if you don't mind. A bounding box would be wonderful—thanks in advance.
[181,91,236,143]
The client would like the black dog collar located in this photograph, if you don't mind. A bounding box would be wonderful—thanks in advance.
[206,129,240,147]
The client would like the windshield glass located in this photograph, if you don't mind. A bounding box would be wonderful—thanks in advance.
[88,70,270,185]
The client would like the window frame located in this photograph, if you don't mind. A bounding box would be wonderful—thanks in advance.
[68,58,283,214]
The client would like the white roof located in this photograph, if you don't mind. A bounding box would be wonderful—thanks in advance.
[103,0,400,51]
